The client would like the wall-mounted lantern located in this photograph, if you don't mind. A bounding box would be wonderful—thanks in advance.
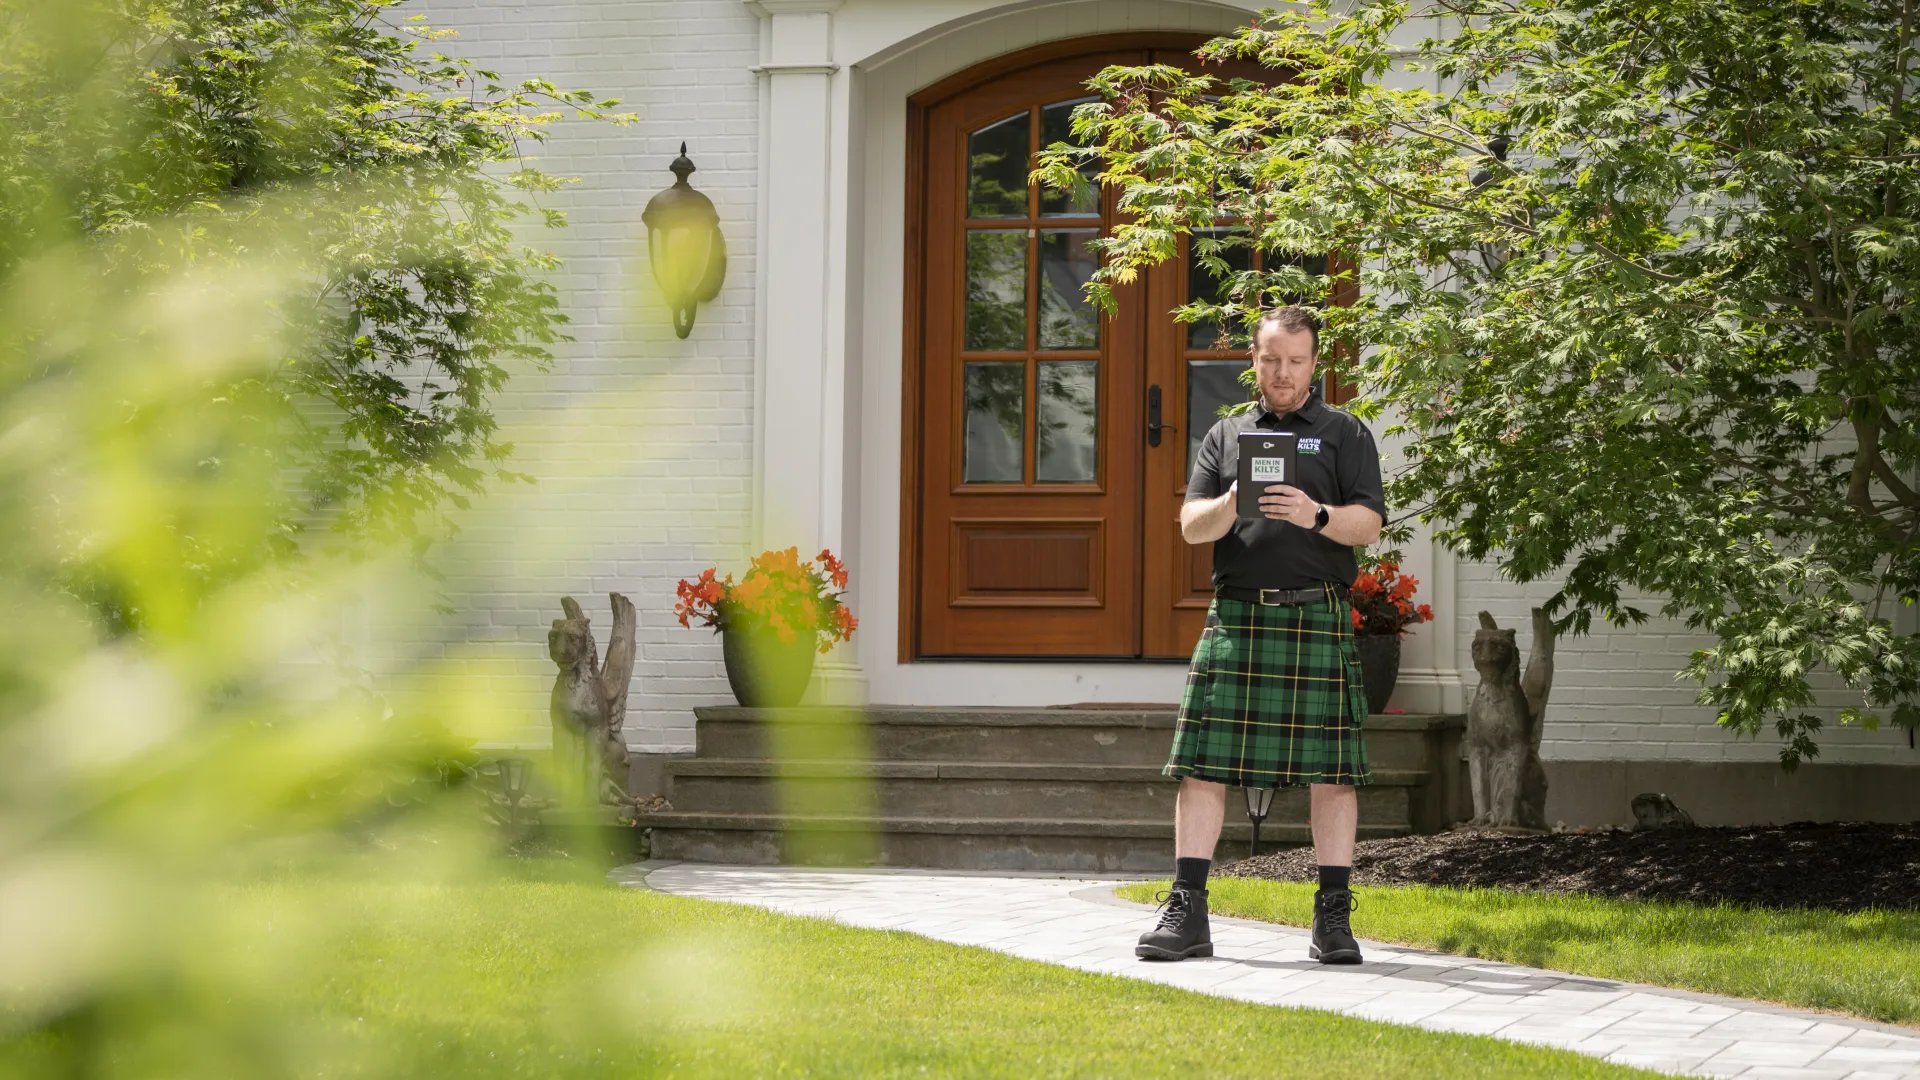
[642,142,727,338]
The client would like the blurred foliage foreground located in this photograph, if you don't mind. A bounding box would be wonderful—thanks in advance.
[0,0,638,1074]
[0,865,1671,1080]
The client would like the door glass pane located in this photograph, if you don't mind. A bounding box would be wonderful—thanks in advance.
[963,362,1025,483]
[1040,97,1100,217]
[1036,361,1098,483]
[1186,228,1254,350]
[1188,359,1250,479]
[968,112,1030,219]
[965,230,1027,351]
[1038,229,1099,350]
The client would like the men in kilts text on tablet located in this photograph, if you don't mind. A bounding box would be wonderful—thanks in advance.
[1136,306,1387,965]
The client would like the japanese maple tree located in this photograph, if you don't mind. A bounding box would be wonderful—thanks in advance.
[1038,0,1920,765]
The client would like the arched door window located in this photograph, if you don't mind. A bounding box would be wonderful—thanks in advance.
[958,96,1104,486]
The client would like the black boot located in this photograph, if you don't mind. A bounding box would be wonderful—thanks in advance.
[1135,884,1212,961]
[1311,888,1362,964]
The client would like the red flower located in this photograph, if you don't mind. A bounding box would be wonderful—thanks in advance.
[1350,559,1433,638]
[818,549,849,590]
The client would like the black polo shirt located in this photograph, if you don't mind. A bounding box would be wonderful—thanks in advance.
[1184,386,1387,591]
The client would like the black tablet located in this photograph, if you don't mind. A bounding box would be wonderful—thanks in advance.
[1236,431,1300,518]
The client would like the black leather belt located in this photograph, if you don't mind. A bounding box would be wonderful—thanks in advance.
[1217,583,1349,606]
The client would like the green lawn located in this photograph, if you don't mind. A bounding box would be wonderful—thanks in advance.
[1116,878,1920,1028]
[3,862,1671,1079]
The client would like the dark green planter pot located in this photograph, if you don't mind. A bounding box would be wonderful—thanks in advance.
[1353,633,1400,715]
[721,622,817,708]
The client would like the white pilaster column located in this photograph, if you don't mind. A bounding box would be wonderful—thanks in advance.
[1378,528,1464,714]
[746,0,866,704]
[1428,534,1465,712]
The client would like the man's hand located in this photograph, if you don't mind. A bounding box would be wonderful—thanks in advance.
[1179,481,1238,544]
[1258,484,1319,528]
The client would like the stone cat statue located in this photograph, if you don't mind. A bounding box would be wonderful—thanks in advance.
[1466,609,1556,830]
[547,593,636,805]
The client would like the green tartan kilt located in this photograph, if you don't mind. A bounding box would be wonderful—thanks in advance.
[1163,589,1372,788]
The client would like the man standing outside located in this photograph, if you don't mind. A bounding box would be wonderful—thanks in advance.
[1136,305,1385,965]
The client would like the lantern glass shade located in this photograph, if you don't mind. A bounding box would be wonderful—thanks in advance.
[642,143,727,338]
[1243,785,1275,819]
[649,222,704,297]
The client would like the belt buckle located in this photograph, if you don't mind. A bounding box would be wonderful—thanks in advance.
[1257,588,1284,606]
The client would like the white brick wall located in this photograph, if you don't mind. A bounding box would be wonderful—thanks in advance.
[361,0,1919,769]
[1454,561,1919,766]
[379,0,764,752]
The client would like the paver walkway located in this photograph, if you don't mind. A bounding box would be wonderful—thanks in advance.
[623,862,1920,1080]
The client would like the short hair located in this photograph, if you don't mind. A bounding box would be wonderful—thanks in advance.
[1252,305,1320,355]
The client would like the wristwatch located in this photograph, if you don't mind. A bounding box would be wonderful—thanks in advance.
[1310,503,1330,533]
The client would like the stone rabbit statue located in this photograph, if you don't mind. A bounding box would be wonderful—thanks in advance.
[1466,608,1556,830]
[547,593,637,805]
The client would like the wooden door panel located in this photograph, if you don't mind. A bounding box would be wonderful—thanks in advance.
[1142,231,1206,657]
[1185,541,1215,598]
[914,51,1147,658]
[1141,47,1310,658]
[950,519,1104,604]
[907,36,1297,661]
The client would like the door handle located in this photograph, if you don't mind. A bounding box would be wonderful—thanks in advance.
[1146,384,1177,447]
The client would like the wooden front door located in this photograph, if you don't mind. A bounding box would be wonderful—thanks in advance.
[904,37,1297,660]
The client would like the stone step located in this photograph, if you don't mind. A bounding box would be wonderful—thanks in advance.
[691,706,1459,773]
[637,811,1410,874]
[644,707,1468,870]
[695,706,1172,765]
[666,758,1424,823]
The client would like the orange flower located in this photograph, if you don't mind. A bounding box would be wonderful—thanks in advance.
[754,546,803,578]
[676,548,858,650]
[729,574,762,612]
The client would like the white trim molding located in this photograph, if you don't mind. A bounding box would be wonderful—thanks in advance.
[746,0,843,14]
[749,63,842,75]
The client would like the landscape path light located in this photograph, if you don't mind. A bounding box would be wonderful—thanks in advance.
[642,142,727,338]
[1244,785,1275,857]
[495,755,532,829]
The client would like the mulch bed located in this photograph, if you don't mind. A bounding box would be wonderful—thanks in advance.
[1218,821,1920,912]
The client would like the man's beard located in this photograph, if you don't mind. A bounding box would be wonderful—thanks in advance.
[1264,382,1311,412]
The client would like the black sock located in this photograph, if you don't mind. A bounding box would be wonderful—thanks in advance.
[1317,865,1351,892]
[1174,857,1210,892]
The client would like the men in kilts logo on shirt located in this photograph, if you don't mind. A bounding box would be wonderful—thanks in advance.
[1136,306,1388,965]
